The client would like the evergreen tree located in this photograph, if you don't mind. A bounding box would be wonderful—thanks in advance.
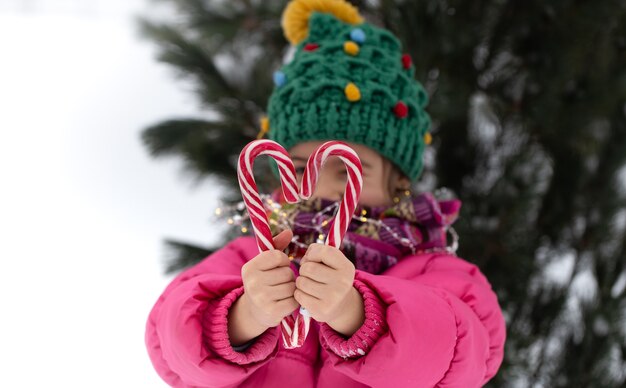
[136,1,626,386]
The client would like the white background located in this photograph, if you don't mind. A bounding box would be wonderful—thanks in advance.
[0,1,227,386]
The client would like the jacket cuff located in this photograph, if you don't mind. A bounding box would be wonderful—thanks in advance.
[202,285,280,365]
[319,277,388,359]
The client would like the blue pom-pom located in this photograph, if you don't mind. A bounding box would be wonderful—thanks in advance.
[350,28,366,44]
[273,71,286,87]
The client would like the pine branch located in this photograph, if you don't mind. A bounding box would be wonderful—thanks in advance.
[140,118,250,185]
[162,238,216,274]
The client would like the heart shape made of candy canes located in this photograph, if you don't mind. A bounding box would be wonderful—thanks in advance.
[237,139,363,349]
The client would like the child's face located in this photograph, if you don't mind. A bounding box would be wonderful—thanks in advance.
[289,141,409,207]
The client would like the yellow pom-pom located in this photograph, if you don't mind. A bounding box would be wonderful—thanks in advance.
[345,82,361,102]
[282,0,364,46]
[257,116,270,139]
[424,132,432,145]
[343,41,359,55]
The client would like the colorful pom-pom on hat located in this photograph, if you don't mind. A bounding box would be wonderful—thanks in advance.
[350,28,366,43]
[401,53,412,69]
[343,41,359,56]
[281,0,363,46]
[393,101,408,118]
[345,82,361,102]
[424,132,432,145]
[273,71,286,87]
[304,42,320,51]
[257,116,270,139]
[266,0,432,182]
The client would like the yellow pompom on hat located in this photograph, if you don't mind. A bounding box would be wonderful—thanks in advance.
[282,0,364,46]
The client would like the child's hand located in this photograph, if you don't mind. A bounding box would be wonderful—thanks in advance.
[240,229,300,329]
[294,243,359,326]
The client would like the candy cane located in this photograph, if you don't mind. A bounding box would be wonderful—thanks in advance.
[300,141,363,248]
[237,139,363,349]
[237,139,310,349]
[237,139,300,251]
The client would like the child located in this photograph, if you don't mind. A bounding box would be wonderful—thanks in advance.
[145,0,507,387]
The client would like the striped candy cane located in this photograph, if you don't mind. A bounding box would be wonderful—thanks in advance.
[237,139,363,349]
[237,139,300,251]
[237,140,308,349]
[300,141,363,248]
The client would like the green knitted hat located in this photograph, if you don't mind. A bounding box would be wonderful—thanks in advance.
[260,0,432,182]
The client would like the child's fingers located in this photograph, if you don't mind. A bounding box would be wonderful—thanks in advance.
[272,229,293,251]
[295,275,325,298]
[294,288,321,309]
[301,243,346,270]
[262,266,295,286]
[298,261,335,284]
[270,281,296,301]
[275,296,300,319]
[252,250,290,271]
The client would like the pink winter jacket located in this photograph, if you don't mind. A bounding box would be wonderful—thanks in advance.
[145,236,506,387]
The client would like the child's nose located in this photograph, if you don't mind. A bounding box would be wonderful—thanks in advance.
[311,176,345,201]
[295,168,346,201]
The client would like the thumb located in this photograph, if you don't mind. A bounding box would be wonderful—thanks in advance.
[272,229,293,251]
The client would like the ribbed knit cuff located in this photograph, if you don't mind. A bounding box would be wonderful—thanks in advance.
[319,278,387,359]
[202,285,280,365]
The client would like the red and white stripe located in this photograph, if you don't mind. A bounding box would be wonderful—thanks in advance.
[279,312,310,349]
[300,141,363,248]
[237,139,300,252]
[237,139,363,349]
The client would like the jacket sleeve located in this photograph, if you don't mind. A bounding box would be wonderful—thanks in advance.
[318,252,507,388]
[145,237,282,388]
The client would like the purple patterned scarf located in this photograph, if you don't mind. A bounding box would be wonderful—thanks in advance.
[269,189,462,275]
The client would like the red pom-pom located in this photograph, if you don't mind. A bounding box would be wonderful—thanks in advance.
[401,54,412,69]
[304,43,319,51]
[393,101,408,118]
